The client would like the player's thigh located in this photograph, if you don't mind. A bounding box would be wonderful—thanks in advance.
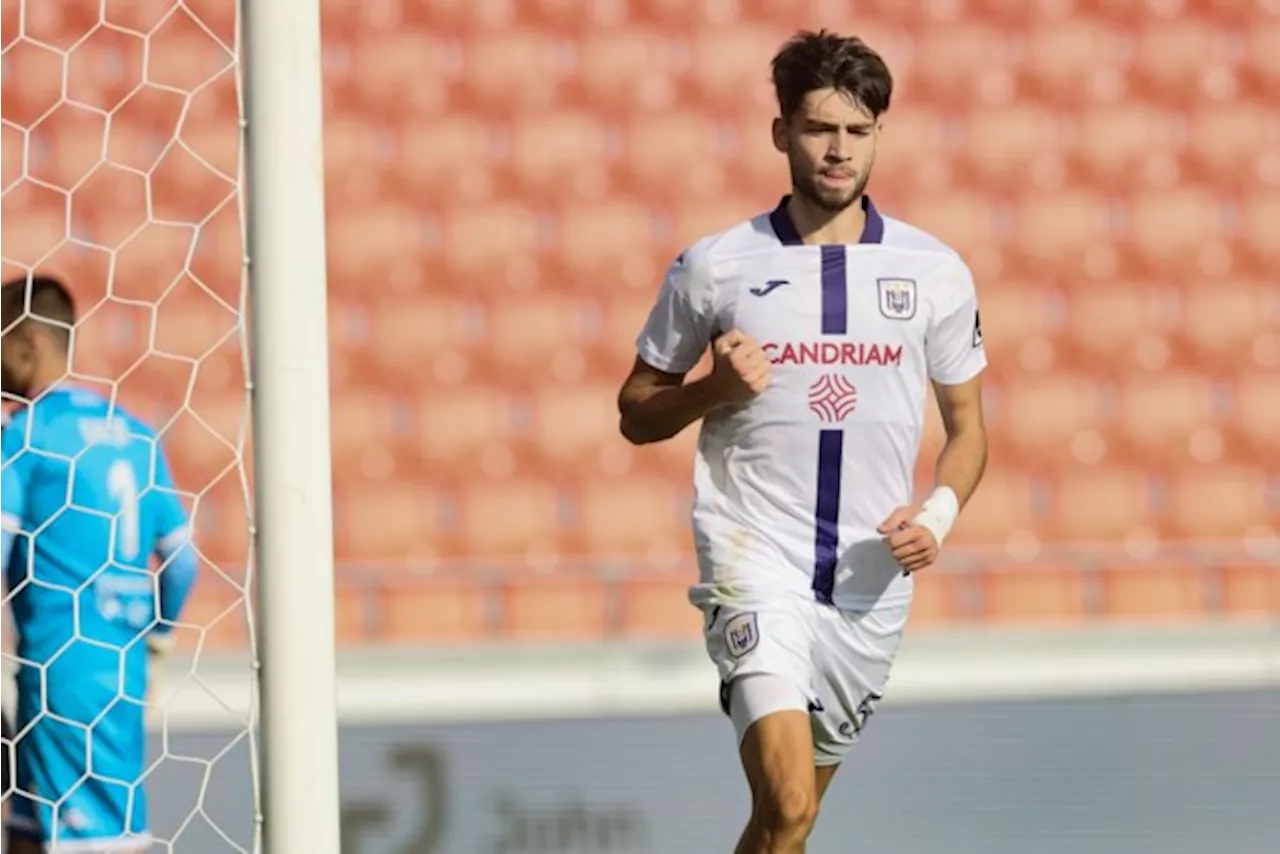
[7,832,42,854]
[738,705,818,814]
[808,602,910,767]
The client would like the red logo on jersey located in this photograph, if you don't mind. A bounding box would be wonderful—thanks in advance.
[763,341,903,367]
[808,374,858,423]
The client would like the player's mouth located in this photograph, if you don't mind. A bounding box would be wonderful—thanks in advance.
[818,169,855,185]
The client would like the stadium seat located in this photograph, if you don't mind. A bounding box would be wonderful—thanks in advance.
[978,562,1090,624]
[960,104,1065,191]
[327,204,422,282]
[1126,188,1228,275]
[26,105,108,193]
[913,23,1010,104]
[457,478,563,559]
[905,567,972,629]
[1240,190,1280,270]
[1244,21,1280,94]
[573,476,691,558]
[441,202,542,281]
[1064,282,1175,371]
[190,474,251,568]
[349,32,448,117]
[1023,18,1127,104]
[617,569,702,640]
[531,384,635,475]
[1233,373,1280,464]
[514,111,615,198]
[1012,190,1115,278]
[946,470,1047,547]
[461,29,565,112]
[376,574,490,644]
[999,372,1109,470]
[1116,372,1224,464]
[398,114,496,199]
[871,105,954,197]
[417,385,520,477]
[1072,103,1180,189]
[624,111,720,199]
[1,39,66,127]
[330,389,413,480]
[554,200,661,290]
[576,28,676,113]
[1165,465,1274,541]
[499,571,610,641]
[1098,562,1209,623]
[485,293,592,376]
[335,481,453,562]
[368,293,483,385]
[1178,281,1277,370]
[1050,467,1155,543]
[1186,100,1274,188]
[687,25,782,111]
[1218,563,1280,618]
[1132,18,1229,103]
[898,190,1004,267]
[975,283,1062,375]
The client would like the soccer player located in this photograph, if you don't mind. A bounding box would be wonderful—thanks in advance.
[1,276,199,854]
[617,30,988,853]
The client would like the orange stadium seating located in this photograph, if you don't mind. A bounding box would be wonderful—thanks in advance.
[1,0,1276,649]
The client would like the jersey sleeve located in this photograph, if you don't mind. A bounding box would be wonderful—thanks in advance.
[150,441,190,547]
[634,246,717,375]
[150,441,197,631]
[926,262,987,386]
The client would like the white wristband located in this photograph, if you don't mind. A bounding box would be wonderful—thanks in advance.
[911,486,960,546]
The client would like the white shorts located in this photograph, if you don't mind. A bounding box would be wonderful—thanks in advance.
[703,595,909,766]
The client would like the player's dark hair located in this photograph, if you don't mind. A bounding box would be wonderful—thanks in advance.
[771,30,893,121]
[1,275,76,350]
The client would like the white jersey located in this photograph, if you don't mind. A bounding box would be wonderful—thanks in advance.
[636,196,987,610]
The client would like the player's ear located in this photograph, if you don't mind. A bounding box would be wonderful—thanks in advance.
[771,117,788,153]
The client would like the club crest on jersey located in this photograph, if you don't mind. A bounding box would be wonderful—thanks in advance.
[724,612,760,658]
[877,278,917,320]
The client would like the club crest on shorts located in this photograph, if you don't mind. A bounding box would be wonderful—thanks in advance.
[877,278,917,320]
[724,612,760,658]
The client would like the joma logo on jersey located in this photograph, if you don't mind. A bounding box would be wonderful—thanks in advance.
[762,341,903,367]
[877,278,917,320]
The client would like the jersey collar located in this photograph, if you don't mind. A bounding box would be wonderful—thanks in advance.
[769,194,884,246]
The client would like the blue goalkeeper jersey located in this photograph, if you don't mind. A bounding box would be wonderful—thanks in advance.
[1,385,191,680]
[1,384,197,845]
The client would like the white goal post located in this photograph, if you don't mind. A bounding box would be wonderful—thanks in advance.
[242,0,341,851]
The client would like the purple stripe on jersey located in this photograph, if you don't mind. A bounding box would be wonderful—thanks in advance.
[812,430,843,605]
[767,195,885,246]
[813,243,848,604]
[820,245,847,334]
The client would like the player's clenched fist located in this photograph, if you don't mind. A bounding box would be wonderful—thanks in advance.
[709,329,772,404]
[877,505,940,575]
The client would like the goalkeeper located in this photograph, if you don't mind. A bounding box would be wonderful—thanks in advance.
[1,276,198,854]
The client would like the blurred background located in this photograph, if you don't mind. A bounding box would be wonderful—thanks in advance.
[2,0,1278,852]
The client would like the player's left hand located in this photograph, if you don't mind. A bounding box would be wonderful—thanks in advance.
[877,506,939,574]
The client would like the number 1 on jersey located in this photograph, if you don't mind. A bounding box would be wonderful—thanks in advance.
[107,459,141,562]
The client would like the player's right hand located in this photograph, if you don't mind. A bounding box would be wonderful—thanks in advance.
[708,329,772,404]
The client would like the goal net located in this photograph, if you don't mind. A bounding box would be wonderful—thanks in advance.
[3,0,261,850]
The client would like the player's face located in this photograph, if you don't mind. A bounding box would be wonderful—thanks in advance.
[773,88,880,213]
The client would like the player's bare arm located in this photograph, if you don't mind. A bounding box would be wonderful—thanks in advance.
[879,374,987,573]
[617,330,771,445]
